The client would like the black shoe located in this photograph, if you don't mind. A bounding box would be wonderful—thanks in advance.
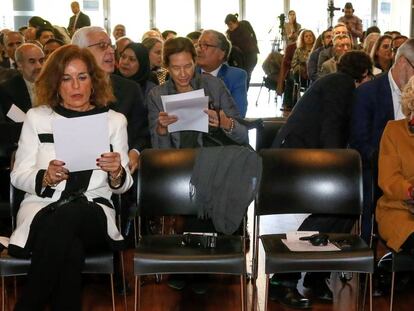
[167,275,187,291]
[303,277,333,301]
[269,284,312,309]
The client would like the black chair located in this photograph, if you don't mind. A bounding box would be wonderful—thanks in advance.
[133,148,247,311]
[253,149,374,311]
[254,117,286,151]
[0,123,22,225]
[0,183,126,311]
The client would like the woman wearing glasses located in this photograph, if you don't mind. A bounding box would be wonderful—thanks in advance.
[147,36,248,149]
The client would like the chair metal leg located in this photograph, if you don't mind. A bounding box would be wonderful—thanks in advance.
[264,274,269,311]
[390,272,395,311]
[240,274,246,311]
[2,277,5,311]
[120,251,127,311]
[369,273,373,311]
[110,274,115,311]
[134,275,141,311]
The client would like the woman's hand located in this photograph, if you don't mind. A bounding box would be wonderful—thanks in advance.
[97,152,122,178]
[43,160,69,187]
[157,112,178,135]
[205,109,233,130]
[205,109,220,128]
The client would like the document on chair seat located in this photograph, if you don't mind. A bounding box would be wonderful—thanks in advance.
[52,113,110,172]
[161,89,209,133]
[282,239,340,252]
[282,231,340,252]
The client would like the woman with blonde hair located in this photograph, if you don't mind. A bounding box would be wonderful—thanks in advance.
[377,75,414,255]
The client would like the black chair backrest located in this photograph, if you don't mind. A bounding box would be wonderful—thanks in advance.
[0,123,22,168]
[256,149,362,216]
[255,118,286,151]
[138,148,198,217]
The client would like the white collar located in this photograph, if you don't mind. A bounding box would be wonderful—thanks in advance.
[200,64,222,77]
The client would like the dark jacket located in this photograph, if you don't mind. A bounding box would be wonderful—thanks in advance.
[349,73,394,167]
[272,72,356,148]
[68,11,91,35]
[110,74,150,151]
[0,74,32,122]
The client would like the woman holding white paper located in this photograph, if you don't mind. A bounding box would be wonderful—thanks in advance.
[146,36,248,149]
[9,45,133,311]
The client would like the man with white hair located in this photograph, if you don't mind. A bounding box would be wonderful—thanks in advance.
[3,31,25,69]
[0,43,44,122]
[72,26,149,174]
[196,29,248,117]
[350,38,414,242]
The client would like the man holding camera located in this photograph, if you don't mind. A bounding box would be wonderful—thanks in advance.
[338,2,363,46]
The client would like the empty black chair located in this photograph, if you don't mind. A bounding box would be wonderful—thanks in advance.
[133,148,247,311]
[0,184,126,311]
[254,117,286,151]
[253,149,374,311]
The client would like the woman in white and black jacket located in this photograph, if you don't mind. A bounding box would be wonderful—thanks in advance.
[9,44,133,311]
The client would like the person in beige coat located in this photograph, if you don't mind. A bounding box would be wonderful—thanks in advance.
[377,75,414,252]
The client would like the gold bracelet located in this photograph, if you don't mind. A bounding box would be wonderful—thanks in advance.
[43,171,57,187]
[109,167,123,187]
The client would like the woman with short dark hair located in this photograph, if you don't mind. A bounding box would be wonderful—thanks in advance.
[147,37,248,149]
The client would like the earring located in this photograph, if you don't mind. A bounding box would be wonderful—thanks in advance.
[91,88,95,95]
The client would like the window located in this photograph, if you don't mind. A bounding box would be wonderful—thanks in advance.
[155,0,195,36]
[245,0,283,84]
[109,0,149,41]
[200,0,239,33]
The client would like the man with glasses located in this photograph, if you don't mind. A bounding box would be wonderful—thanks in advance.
[391,35,408,61]
[319,34,352,78]
[317,23,349,74]
[350,39,414,243]
[0,43,44,122]
[72,26,149,175]
[196,30,248,117]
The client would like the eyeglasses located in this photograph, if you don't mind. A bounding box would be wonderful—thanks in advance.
[392,46,400,53]
[195,43,219,50]
[87,41,112,51]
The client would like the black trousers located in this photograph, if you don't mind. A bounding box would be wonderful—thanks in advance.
[11,199,110,311]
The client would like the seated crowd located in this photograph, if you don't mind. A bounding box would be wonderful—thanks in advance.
[1,1,414,310]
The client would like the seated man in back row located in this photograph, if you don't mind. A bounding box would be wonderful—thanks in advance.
[195,29,248,117]
[271,51,373,309]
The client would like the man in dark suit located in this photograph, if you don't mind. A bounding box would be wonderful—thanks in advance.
[350,38,414,241]
[68,1,91,37]
[196,30,248,117]
[270,51,373,309]
[0,43,44,122]
[72,26,149,174]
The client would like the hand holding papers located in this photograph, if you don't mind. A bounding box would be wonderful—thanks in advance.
[52,113,110,172]
[161,89,209,133]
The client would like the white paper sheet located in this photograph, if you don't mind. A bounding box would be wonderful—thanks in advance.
[161,89,209,133]
[6,104,26,123]
[281,239,340,252]
[286,231,319,241]
[0,236,9,248]
[52,113,110,172]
